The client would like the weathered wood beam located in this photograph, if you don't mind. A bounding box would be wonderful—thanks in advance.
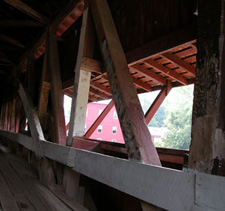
[38,81,50,130]
[3,103,8,130]
[81,57,102,73]
[3,0,49,24]
[162,53,195,76]
[0,105,4,129]
[0,20,43,27]
[15,96,21,133]
[145,59,188,85]
[1,130,225,211]
[125,24,196,65]
[67,8,91,145]
[18,0,83,71]
[90,81,111,96]
[84,100,114,138]
[131,76,152,92]
[89,0,160,165]
[0,33,25,48]
[102,74,152,92]
[89,87,109,99]
[48,33,67,145]
[11,96,16,132]
[130,64,166,86]
[145,82,172,124]
[17,83,44,141]
[7,99,12,131]
[189,0,225,176]
[38,46,51,131]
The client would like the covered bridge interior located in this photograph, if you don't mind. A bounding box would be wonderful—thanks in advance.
[0,0,224,210]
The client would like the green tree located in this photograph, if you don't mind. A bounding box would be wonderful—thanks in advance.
[162,85,194,149]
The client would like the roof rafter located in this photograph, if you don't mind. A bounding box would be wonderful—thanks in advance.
[18,0,84,71]
[131,64,167,85]
[89,87,109,99]
[126,24,196,65]
[145,59,188,85]
[3,0,49,24]
[162,52,195,76]
[0,33,25,49]
[90,81,112,95]
[0,20,43,27]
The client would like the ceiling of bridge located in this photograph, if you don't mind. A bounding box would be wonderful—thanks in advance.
[0,0,197,102]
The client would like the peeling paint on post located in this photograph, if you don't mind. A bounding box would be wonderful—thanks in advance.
[189,0,225,176]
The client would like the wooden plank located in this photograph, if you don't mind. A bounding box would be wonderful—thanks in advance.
[0,20,43,27]
[0,33,25,48]
[3,154,56,211]
[48,33,67,145]
[84,100,114,138]
[0,171,20,211]
[145,82,172,124]
[0,153,36,211]
[195,173,225,210]
[3,0,49,24]
[2,131,225,210]
[90,81,111,95]
[31,182,72,211]
[50,186,89,211]
[89,0,160,165]
[17,83,44,141]
[0,104,4,129]
[131,64,166,86]
[10,96,16,132]
[81,57,102,73]
[0,131,192,210]
[15,96,21,133]
[72,137,100,152]
[7,99,12,131]
[125,24,196,65]
[38,81,50,130]
[145,59,188,85]
[131,76,152,92]
[67,8,90,145]
[162,53,195,76]
[38,46,51,130]
[63,167,80,200]
[4,103,9,130]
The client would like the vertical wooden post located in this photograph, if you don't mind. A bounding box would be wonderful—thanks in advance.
[38,44,51,131]
[7,98,12,131]
[15,96,21,133]
[0,104,5,129]
[90,0,161,165]
[189,0,225,176]
[67,8,92,146]
[48,32,67,145]
[10,96,16,132]
[4,102,8,130]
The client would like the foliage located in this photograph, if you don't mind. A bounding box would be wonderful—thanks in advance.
[161,85,194,149]
[139,85,194,149]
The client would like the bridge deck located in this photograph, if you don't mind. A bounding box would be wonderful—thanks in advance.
[0,145,78,211]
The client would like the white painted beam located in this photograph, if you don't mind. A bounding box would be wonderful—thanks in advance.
[1,130,225,211]
[67,9,90,145]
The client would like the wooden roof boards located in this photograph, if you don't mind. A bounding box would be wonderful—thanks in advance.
[0,0,197,101]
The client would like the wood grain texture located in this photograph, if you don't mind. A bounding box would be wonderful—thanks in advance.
[89,0,161,165]
[1,131,225,210]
